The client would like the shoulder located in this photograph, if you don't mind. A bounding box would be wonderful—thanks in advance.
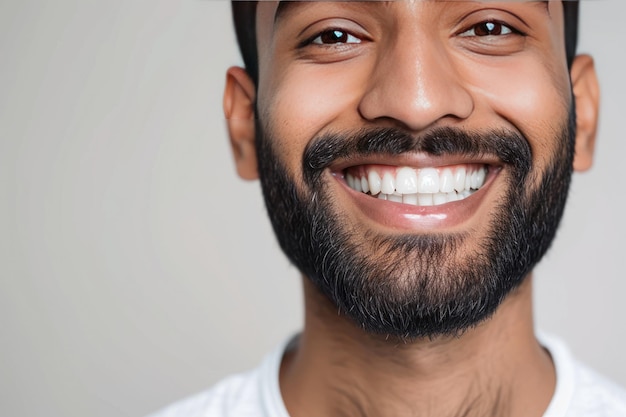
[146,370,263,417]
[568,361,626,417]
[145,337,293,417]
[540,333,626,417]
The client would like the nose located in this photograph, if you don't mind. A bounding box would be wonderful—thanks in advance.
[358,31,474,131]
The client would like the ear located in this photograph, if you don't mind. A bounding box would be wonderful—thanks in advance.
[224,66,258,180]
[570,54,600,172]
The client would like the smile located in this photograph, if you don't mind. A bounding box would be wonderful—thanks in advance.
[344,164,488,207]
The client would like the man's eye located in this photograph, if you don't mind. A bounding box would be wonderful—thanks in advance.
[459,21,515,37]
[311,30,362,45]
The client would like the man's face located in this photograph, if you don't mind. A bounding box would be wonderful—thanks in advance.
[232,1,594,338]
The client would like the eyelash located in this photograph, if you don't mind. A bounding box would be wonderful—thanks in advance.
[301,29,363,47]
[300,19,523,49]
[459,21,523,38]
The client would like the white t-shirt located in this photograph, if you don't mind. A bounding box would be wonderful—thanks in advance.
[149,334,626,417]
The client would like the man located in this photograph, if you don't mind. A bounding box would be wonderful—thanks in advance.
[152,1,626,416]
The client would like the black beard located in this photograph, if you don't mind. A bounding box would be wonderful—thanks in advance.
[255,112,575,340]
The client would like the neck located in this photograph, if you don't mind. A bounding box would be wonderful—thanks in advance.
[280,276,555,417]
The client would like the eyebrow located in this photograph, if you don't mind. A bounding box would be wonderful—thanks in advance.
[274,1,394,26]
[274,1,301,25]
[274,0,551,25]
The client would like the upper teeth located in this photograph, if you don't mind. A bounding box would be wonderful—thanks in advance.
[345,165,487,206]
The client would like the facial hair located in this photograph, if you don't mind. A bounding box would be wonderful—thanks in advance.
[255,111,575,340]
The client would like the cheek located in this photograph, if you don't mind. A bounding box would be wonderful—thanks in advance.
[257,61,370,176]
[463,56,571,165]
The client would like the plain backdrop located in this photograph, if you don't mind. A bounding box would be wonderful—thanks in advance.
[1,1,624,416]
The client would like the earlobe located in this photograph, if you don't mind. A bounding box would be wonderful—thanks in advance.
[224,66,258,180]
[570,54,600,172]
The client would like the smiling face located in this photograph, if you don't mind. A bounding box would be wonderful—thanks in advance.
[224,1,599,339]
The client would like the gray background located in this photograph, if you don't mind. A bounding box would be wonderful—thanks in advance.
[0,1,623,416]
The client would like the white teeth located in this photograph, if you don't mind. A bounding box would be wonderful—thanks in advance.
[402,193,419,205]
[346,165,488,207]
[440,168,455,193]
[346,173,355,190]
[360,176,369,193]
[454,167,466,192]
[388,193,403,203]
[381,172,395,195]
[368,170,382,195]
[433,192,448,205]
[470,170,477,189]
[476,167,485,188]
[395,167,418,194]
[354,175,362,192]
[417,167,440,194]
[376,190,470,206]
[446,191,459,202]
[418,193,434,206]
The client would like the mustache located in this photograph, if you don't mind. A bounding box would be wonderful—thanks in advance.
[302,126,532,185]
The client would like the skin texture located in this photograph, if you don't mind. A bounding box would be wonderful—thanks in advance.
[223,1,600,416]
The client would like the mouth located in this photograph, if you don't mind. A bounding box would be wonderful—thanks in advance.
[327,156,501,230]
[343,163,488,207]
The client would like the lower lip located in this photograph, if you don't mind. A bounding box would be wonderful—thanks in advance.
[334,169,500,231]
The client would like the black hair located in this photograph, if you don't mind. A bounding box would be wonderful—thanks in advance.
[563,1,580,68]
[231,1,259,83]
[232,1,580,84]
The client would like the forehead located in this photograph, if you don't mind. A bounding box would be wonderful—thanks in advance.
[256,1,560,38]
[258,1,555,21]
[272,1,549,21]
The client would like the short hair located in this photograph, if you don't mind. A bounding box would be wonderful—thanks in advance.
[232,1,580,85]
